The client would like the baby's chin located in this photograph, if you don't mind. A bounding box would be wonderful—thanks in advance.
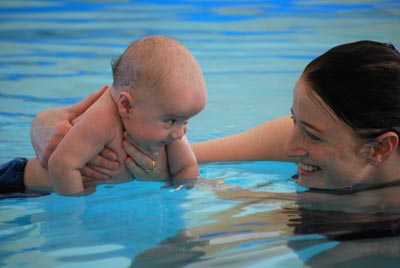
[137,141,169,157]
[147,143,166,156]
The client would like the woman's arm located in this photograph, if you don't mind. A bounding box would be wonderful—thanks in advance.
[123,116,295,179]
[192,116,294,163]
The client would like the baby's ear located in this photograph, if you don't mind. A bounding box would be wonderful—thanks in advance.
[368,132,399,165]
[118,91,134,116]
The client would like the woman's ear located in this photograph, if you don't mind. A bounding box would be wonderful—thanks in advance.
[118,91,134,117]
[368,132,399,165]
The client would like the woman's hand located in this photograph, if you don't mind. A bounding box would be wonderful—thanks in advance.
[123,133,171,181]
[30,86,120,179]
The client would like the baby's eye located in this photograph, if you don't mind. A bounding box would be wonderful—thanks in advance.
[167,119,177,125]
[290,115,296,125]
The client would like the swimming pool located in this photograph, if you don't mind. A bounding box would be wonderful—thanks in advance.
[1,0,400,267]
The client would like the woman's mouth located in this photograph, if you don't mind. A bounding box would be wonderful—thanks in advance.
[298,162,321,175]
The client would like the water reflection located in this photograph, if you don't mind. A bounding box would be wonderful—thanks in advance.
[132,182,400,267]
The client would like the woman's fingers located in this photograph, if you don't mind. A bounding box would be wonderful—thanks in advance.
[87,149,119,170]
[122,135,170,181]
[124,156,150,180]
[122,136,155,171]
[81,166,110,180]
[30,111,72,168]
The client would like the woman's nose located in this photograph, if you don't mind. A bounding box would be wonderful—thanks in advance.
[284,129,307,158]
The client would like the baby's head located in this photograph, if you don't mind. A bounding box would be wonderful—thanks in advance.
[111,35,207,155]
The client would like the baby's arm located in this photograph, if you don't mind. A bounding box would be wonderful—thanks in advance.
[48,112,113,196]
[166,135,199,180]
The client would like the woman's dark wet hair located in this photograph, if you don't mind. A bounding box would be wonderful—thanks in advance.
[303,40,400,142]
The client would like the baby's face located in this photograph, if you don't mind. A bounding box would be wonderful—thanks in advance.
[122,74,207,156]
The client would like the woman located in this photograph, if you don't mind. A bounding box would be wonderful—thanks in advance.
[2,40,400,192]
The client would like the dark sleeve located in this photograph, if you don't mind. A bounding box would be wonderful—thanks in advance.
[0,157,27,192]
[0,158,48,198]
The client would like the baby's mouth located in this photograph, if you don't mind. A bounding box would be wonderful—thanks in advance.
[298,162,321,174]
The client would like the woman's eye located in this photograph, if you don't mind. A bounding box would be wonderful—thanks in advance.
[305,130,321,143]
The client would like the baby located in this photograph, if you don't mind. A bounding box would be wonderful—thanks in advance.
[47,35,207,195]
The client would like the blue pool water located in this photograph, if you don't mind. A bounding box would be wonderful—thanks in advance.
[1,0,400,267]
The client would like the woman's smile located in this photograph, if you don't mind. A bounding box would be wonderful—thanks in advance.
[298,162,321,174]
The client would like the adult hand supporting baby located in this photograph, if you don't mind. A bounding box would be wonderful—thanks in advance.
[123,133,171,181]
[30,86,120,179]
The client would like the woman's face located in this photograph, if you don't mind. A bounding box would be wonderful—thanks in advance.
[284,76,374,189]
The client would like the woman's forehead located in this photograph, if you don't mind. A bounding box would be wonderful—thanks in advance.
[293,77,349,133]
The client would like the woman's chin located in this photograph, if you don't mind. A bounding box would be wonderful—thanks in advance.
[297,173,325,189]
